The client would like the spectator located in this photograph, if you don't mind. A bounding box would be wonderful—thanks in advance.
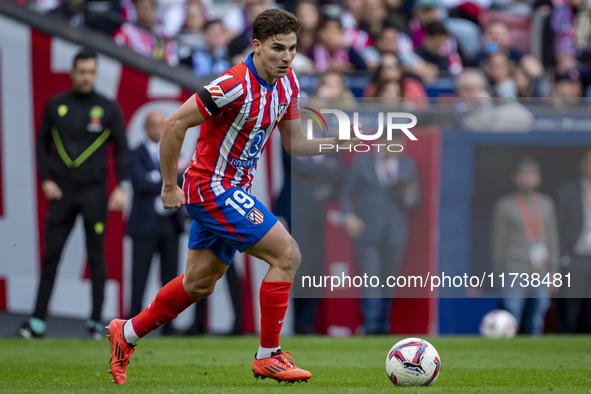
[359,0,390,40]
[341,0,365,29]
[19,48,129,340]
[289,0,319,73]
[47,0,122,35]
[557,150,591,333]
[174,0,208,56]
[48,0,87,28]
[475,21,525,65]
[551,0,591,91]
[383,0,409,29]
[127,111,185,335]
[163,0,213,38]
[295,0,321,55]
[225,0,269,61]
[409,0,440,48]
[341,134,421,335]
[551,70,583,109]
[310,17,367,73]
[483,52,517,97]
[514,64,540,98]
[363,52,428,101]
[315,70,357,108]
[491,157,559,335]
[454,68,492,112]
[364,52,403,96]
[113,0,177,65]
[409,0,463,74]
[375,78,403,102]
[179,20,231,77]
[374,25,439,83]
[474,21,544,79]
[416,21,454,73]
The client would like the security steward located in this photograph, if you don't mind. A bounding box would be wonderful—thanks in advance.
[19,48,130,340]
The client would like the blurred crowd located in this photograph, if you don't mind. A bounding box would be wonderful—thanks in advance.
[14,0,591,100]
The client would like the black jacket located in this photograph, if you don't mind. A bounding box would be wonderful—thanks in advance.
[37,90,130,185]
[126,143,184,237]
[557,179,585,256]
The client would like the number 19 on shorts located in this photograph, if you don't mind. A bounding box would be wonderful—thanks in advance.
[225,190,254,216]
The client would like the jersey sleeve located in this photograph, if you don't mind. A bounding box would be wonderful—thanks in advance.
[282,69,300,121]
[194,73,244,120]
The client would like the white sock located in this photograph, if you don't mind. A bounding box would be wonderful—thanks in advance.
[123,320,139,346]
[256,346,281,360]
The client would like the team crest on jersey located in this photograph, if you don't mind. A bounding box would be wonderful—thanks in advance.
[276,102,288,122]
[87,105,104,133]
[247,208,264,225]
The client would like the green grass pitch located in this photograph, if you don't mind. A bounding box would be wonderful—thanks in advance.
[1,335,590,393]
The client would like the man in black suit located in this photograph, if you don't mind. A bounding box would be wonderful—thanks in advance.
[340,136,420,335]
[557,150,591,333]
[291,152,344,334]
[127,111,184,333]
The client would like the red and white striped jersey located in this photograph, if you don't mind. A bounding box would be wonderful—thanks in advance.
[184,53,300,204]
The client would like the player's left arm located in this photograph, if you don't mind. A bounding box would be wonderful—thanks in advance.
[160,95,206,208]
[278,118,360,157]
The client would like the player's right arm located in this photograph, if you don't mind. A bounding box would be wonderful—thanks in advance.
[160,95,206,208]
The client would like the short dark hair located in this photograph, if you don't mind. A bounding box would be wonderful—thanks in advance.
[72,47,97,69]
[203,19,222,32]
[252,9,301,42]
[318,16,342,31]
[375,78,402,97]
[424,21,448,37]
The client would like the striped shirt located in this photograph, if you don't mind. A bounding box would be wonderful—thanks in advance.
[184,53,300,204]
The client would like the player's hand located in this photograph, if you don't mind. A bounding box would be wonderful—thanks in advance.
[334,122,362,149]
[161,185,185,209]
[42,180,63,201]
[108,186,127,211]
[344,214,365,239]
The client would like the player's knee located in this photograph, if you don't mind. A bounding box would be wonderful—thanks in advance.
[273,238,301,273]
[183,276,216,300]
[290,240,302,272]
[185,282,215,300]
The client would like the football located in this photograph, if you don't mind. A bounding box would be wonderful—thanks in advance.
[385,337,441,386]
[479,309,518,338]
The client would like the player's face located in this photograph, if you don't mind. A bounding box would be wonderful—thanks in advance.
[254,32,297,80]
[70,58,97,94]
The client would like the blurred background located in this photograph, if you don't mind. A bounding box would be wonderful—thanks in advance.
[1,0,591,338]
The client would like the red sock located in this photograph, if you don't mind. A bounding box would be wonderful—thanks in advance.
[131,274,196,338]
[259,280,292,348]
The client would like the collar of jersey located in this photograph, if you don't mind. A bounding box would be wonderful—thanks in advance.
[245,52,276,90]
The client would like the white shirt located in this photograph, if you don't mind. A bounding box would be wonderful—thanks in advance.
[145,139,160,167]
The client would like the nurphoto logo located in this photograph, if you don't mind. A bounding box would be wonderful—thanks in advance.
[302,107,418,152]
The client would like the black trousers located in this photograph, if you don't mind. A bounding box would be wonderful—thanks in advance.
[560,255,591,333]
[130,216,179,317]
[33,182,107,322]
